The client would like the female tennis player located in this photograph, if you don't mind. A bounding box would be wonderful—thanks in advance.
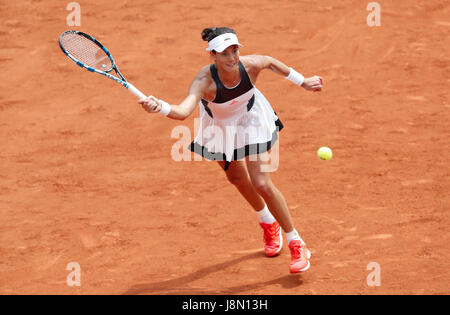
[139,27,323,273]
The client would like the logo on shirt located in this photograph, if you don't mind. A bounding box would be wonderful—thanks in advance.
[230,100,239,105]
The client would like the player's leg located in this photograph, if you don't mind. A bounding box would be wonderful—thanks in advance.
[245,152,294,232]
[246,152,311,273]
[218,159,281,257]
[217,160,265,212]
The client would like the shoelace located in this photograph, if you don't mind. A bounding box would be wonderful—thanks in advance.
[290,243,305,260]
[263,225,279,243]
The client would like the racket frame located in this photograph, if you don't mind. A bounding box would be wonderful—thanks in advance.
[59,30,146,99]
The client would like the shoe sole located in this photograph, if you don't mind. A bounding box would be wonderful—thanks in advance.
[266,227,283,257]
[290,249,311,273]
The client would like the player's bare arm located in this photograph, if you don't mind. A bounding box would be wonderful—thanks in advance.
[241,55,323,91]
[139,66,212,120]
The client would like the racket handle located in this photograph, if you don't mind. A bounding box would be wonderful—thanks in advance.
[126,83,147,100]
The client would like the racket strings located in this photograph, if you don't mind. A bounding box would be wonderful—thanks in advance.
[61,33,113,71]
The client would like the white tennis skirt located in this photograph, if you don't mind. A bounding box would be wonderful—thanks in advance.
[189,88,284,170]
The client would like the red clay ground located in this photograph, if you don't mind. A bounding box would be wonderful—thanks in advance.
[0,0,449,295]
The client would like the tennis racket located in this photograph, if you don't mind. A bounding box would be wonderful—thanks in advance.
[59,30,146,100]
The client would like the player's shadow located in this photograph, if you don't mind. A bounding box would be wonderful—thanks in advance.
[122,251,304,295]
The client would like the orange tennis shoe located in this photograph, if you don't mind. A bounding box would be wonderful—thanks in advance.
[259,221,283,257]
[288,240,311,273]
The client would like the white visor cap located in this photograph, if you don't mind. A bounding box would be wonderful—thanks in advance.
[206,33,243,53]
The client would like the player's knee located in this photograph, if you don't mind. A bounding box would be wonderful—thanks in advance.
[226,175,249,187]
[252,179,273,197]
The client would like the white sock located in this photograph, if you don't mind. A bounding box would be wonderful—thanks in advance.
[256,204,276,224]
[286,229,306,245]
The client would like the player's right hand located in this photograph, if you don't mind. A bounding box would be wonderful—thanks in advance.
[139,95,162,113]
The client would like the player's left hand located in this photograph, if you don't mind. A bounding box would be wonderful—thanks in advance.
[302,76,323,92]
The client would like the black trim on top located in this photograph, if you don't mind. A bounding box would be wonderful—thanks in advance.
[188,118,284,171]
[247,95,255,111]
[201,99,214,118]
[210,61,254,104]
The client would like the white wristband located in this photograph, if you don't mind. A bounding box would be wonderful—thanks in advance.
[159,100,171,116]
[286,67,305,86]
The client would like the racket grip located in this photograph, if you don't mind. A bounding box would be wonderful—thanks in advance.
[126,83,147,100]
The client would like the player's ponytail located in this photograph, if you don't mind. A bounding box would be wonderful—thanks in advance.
[201,27,237,42]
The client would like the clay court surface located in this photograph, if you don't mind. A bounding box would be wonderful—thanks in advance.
[1,0,449,295]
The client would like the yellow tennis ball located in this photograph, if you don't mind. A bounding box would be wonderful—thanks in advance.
[317,146,333,160]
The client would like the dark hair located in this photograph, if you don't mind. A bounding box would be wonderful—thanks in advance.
[201,27,237,42]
